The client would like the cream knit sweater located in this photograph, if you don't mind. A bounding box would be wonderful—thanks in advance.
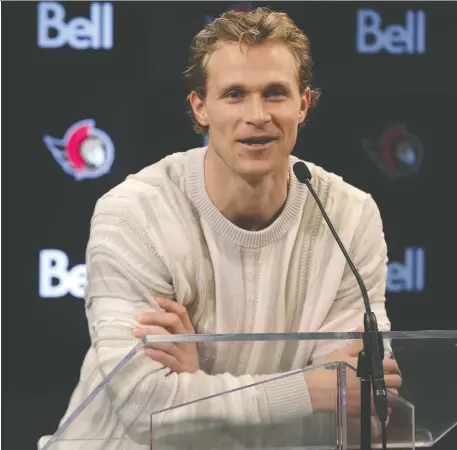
[48,147,390,448]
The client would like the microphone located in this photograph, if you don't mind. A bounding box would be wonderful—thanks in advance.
[293,161,389,427]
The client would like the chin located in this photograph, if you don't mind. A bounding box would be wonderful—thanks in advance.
[237,160,275,179]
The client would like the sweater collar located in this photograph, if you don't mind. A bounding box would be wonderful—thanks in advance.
[187,147,307,248]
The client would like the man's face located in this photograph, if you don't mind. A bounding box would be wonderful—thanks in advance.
[190,42,310,180]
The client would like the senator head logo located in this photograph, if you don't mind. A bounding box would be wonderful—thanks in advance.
[361,124,423,178]
[43,119,115,181]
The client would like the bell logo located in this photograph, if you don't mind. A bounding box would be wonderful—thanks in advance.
[38,247,425,298]
[39,249,86,298]
[37,2,113,50]
[386,247,425,293]
[356,9,426,55]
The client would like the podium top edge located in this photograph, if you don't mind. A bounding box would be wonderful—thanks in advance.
[144,330,457,343]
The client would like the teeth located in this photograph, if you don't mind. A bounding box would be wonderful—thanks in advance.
[242,138,273,145]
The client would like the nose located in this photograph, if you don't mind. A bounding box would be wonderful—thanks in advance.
[243,96,271,126]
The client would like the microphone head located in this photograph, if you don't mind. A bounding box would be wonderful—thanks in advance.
[293,161,312,184]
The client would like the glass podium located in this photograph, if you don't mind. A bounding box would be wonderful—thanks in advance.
[38,331,457,450]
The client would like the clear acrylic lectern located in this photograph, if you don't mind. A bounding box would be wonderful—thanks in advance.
[38,331,457,450]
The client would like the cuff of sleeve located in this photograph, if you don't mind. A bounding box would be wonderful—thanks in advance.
[259,371,314,424]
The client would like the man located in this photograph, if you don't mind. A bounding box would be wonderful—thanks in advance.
[47,7,401,449]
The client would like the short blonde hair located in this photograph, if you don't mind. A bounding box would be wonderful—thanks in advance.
[184,7,321,135]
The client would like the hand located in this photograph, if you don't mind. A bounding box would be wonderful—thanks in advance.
[132,297,199,374]
[306,327,402,417]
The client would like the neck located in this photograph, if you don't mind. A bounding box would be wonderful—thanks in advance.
[204,149,290,231]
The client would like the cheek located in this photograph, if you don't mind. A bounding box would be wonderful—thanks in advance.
[275,103,302,127]
[278,113,300,136]
[206,104,237,129]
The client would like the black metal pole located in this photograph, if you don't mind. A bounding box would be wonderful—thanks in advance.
[358,349,372,450]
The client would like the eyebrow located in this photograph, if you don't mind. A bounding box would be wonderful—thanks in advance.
[218,82,292,95]
[218,83,244,95]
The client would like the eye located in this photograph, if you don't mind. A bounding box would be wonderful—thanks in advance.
[225,90,244,100]
[265,88,286,99]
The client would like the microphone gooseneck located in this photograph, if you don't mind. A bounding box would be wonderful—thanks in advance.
[292,162,372,316]
[293,161,389,449]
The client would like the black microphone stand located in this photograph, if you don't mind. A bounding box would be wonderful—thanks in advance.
[357,346,373,450]
[357,313,386,450]
[292,162,388,450]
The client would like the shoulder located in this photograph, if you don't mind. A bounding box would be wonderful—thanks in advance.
[310,161,371,205]
[292,156,380,219]
[290,157,384,255]
[92,147,204,222]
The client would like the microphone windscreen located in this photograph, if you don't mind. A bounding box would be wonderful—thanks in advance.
[293,161,312,183]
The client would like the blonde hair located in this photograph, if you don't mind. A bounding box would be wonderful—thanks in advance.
[184,7,321,135]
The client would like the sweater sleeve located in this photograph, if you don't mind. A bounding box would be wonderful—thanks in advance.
[85,194,313,444]
[310,194,391,365]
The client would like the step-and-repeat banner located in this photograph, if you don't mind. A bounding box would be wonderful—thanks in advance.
[4,1,457,447]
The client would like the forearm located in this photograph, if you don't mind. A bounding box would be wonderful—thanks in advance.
[96,328,313,444]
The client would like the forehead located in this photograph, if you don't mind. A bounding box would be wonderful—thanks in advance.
[205,42,300,91]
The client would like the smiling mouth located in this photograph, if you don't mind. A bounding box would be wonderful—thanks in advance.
[238,137,277,146]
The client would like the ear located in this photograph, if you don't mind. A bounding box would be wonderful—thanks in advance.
[298,87,311,124]
[189,91,209,127]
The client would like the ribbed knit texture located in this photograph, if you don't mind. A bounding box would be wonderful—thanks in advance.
[53,147,390,448]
